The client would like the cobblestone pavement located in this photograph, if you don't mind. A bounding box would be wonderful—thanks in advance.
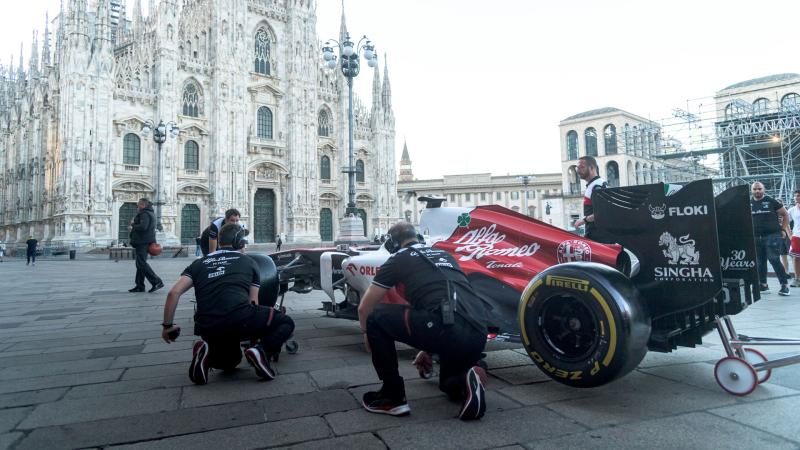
[0,256,799,449]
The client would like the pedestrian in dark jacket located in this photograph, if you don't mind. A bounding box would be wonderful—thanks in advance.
[129,198,164,293]
[26,236,38,266]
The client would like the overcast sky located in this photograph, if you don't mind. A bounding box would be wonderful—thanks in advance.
[2,0,798,179]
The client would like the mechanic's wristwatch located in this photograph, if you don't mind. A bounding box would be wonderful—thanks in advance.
[162,323,174,329]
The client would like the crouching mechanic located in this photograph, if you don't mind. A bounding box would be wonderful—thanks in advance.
[358,221,491,420]
[160,223,295,385]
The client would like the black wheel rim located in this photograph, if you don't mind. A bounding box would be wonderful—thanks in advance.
[538,294,600,362]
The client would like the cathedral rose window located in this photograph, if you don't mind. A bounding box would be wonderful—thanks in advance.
[318,109,331,136]
[255,28,271,75]
[182,83,201,117]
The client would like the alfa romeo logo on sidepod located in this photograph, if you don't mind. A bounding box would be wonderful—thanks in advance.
[457,213,471,228]
[557,240,592,263]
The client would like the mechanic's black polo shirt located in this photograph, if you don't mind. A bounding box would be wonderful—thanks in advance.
[751,195,782,236]
[199,217,227,256]
[181,249,260,330]
[372,244,466,312]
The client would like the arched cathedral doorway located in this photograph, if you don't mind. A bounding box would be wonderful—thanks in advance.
[118,203,138,245]
[253,189,276,243]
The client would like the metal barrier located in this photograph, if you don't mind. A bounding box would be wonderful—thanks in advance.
[109,248,135,260]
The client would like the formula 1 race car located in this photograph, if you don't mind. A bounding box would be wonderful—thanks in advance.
[266,179,760,388]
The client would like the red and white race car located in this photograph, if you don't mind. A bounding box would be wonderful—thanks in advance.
[264,180,759,388]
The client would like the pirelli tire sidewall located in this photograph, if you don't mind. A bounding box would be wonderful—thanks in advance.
[519,262,651,388]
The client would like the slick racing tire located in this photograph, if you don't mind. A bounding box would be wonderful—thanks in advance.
[518,262,651,388]
[248,253,280,308]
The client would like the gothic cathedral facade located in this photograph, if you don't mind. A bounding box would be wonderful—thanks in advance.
[0,0,399,246]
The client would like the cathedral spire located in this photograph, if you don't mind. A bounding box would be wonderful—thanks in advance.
[94,0,112,45]
[133,0,143,35]
[399,139,414,182]
[381,53,392,112]
[18,42,24,79]
[68,0,89,41]
[339,0,348,44]
[42,13,51,68]
[371,57,381,113]
[29,30,39,78]
[401,140,410,164]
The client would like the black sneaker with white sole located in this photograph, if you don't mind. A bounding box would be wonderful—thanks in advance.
[189,340,210,385]
[362,389,410,416]
[779,284,790,296]
[245,346,276,380]
[459,366,486,420]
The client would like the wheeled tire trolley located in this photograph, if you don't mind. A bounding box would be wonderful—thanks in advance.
[713,315,800,396]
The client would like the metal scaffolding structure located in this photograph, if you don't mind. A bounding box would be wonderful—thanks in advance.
[653,92,800,204]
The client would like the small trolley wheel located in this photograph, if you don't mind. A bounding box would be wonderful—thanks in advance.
[714,356,758,396]
[285,340,299,354]
[743,348,771,384]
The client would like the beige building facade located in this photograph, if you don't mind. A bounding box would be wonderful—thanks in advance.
[559,107,666,227]
[396,145,565,233]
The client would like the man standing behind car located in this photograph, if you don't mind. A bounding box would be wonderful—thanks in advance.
[160,223,295,385]
[200,208,242,256]
[357,221,491,421]
[750,182,790,295]
[573,156,607,241]
[129,198,164,293]
[786,190,800,286]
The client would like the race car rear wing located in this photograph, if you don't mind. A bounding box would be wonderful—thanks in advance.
[593,179,760,350]
[593,179,724,319]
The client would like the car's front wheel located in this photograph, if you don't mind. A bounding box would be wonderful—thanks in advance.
[518,262,651,387]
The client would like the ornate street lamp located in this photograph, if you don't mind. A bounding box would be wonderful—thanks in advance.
[141,120,178,231]
[322,33,377,218]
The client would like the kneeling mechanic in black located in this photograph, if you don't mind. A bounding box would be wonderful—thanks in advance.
[358,221,491,420]
[160,223,294,385]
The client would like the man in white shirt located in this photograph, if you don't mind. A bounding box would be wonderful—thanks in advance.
[573,156,608,241]
[787,190,800,286]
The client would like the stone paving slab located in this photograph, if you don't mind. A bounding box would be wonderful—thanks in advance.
[62,373,190,400]
[18,388,182,429]
[14,400,267,449]
[179,372,317,408]
[639,361,800,401]
[272,432,386,450]
[0,357,114,381]
[0,432,22,450]
[0,368,123,395]
[0,408,31,434]
[376,406,586,450]
[544,371,741,429]
[108,416,332,450]
[710,396,800,442]
[0,388,67,409]
[0,350,92,368]
[525,411,798,449]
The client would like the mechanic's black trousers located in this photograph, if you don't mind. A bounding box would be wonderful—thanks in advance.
[366,304,485,400]
[199,308,295,370]
[755,233,789,285]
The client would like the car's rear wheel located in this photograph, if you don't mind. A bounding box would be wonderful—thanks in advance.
[518,262,651,387]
